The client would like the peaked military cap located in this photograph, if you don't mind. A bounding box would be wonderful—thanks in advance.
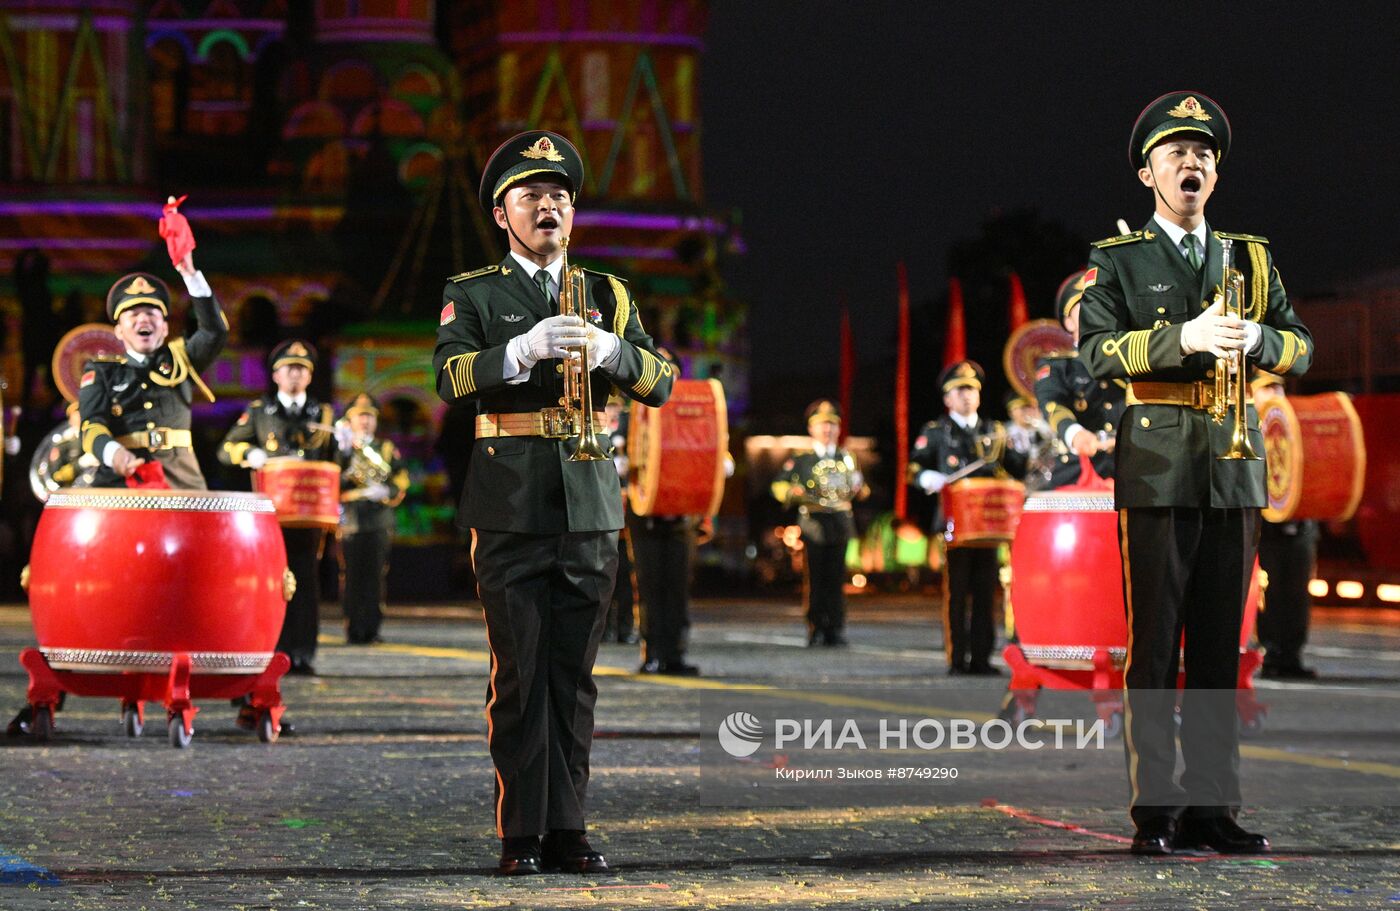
[939,360,984,393]
[269,339,317,372]
[106,272,171,321]
[478,130,585,212]
[345,391,379,418]
[805,399,842,425]
[1005,392,1033,413]
[1130,91,1231,170]
[1055,268,1091,328]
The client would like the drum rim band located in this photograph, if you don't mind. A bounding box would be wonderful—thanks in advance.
[43,489,278,513]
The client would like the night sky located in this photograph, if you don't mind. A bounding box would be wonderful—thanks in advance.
[701,2,1400,427]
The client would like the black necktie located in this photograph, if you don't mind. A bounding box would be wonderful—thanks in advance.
[533,270,553,303]
[1182,234,1202,272]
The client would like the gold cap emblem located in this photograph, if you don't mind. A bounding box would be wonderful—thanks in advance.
[520,136,564,162]
[124,276,157,295]
[1166,96,1212,121]
[956,363,976,379]
[288,342,308,356]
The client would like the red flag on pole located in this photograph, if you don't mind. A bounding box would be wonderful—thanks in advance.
[1008,271,1028,332]
[895,262,911,521]
[943,277,967,367]
[839,299,854,445]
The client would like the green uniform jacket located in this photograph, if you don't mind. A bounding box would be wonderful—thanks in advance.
[1034,353,1125,487]
[432,257,674,534]
[1077,221,1313,508]
[339,437,410,535]
[909,415,1028,535]
[218,396,338,466]
[77,292,227,487]
[771,449,859,543]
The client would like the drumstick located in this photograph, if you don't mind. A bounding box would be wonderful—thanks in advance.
[921,458,989,493]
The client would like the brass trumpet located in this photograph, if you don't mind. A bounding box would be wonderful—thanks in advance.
[1212,237,1260,461]
[557,236,608,462]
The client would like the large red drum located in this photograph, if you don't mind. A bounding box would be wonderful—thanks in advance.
[254,458,341,529]
[1260,392,1365,523]
[628,378,729,517]
[943,478,1024,547]
[26,489,288,674]
[1010,490,1259,669]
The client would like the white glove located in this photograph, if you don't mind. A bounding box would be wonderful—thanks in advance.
[508,315,589,368]
[918,470,948,494]
[365,482,392,503]
[3,435,18,456]
[245,448,269,469]
[585,326,621,371]
[1179,300,1247,359]
[334,423,355,452]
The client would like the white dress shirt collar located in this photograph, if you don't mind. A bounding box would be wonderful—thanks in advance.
[509,251,564,290]
[951,411,979,431]
[277,391,307,411]
[1153,216,1209,257]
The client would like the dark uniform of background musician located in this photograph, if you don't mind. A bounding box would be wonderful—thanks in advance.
[771,400,865,647]
[433,130,673,876]
[910,361,1026,675]
[79,266,225,489]
[602,398,638,644]
[1251,370,1319,680]
[1035,268,1124,489]
[1077,92,1313,856]
[219,340,338,676]
[337,392,410,645]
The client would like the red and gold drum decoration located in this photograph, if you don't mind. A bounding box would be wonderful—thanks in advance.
[1003,319,1074,402]
[253,459,341,529]
[1010,490,1259,668]
[52,323,124,402]
[1259,392,1365,523]
[628,378,729,517]
[942,478,1025,547]
[26,489,288,674]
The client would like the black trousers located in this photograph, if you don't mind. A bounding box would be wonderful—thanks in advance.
[630,517,694,664]
[943,547,998,669]
[280,527,326,661]
[801,512,850,636]
[605,529,637,640]
[1119,506,1260,826]
[341,528,390,642]
[472,529,618,838]
[1256,520,1318,669]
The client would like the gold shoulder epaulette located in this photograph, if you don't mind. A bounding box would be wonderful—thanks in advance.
[89,354,127,365]
[248,398,264,408]
[1091,230,1151,249]
[449,265,500,283]
[1215,231,1269,245]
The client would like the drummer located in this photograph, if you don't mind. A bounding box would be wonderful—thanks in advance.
[219,340,338,676]
[78,261,226,488]
[909,361,1026,675]
[1034,269,1125,489]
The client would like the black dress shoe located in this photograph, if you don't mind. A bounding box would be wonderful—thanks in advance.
[287,659,317,677]
[541,830,609,874]
[618,631,640,645]
[807,630,823,647]
[1177,817,1270,854]
[658,660,701,677]
[638,659,661,674]
[968,663,1003,676]
[498,836,542,875]
[823,631,849,647]
[947,664,970,676]
[1131,816,1178,855]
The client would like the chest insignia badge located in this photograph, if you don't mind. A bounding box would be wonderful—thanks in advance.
[587,307,602,323]
[111,404,123,417]
[158,361,171,375]
[1148,283,1173,293]
[501,314,524,323]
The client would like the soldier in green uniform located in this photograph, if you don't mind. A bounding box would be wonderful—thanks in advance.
[909,361,1027,675]
[1077,91,1313,855]
[1035,268,1126,488]
[433,130,673,876]
[219,340,339,676]
[78,264,226,488]
[771,400,865,647]
[337,392,409,645]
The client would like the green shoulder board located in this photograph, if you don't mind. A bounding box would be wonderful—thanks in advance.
[449,265,500,283]
[1214,231,1269,245]
[580,265,627,284]
[1091,230,1151,249]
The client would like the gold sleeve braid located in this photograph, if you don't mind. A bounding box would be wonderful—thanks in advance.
[1273,332,1308,373]
[224,440,251,464]
[80,421,110,455]
[1045,402,1073,433]
[443,352,479,397]
[1100,329,1155,375]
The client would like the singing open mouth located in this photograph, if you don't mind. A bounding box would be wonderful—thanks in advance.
[537,216,559,230]
[1181,175,1202,194]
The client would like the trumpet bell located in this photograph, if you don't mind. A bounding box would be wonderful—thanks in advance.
[567,435,610,462]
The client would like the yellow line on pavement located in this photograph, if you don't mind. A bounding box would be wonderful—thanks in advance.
[1240,744,1400,779]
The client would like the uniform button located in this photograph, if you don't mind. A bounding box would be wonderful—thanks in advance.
[140,383,148,390]
[556,364,564,374]
[1099,381,1108,389]
[143,401,153,409]
[1140,417,1150,428]
[1206,369,1215,379]
[559,397,568,406]
[147,421,156,430]
[1105,402,1113,411]
[1156,307,1166,314]
[1105,422,1113,431]
[487,446,495,456]
[1202,301,1210,310]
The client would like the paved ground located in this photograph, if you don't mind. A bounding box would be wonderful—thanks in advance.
[1,596,1398,909]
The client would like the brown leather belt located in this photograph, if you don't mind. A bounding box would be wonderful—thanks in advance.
[1126,381,1217,410]
[115,428,193,451]
[476,410,608,440]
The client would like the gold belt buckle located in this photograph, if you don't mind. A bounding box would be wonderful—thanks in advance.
[538,408,577,439]
[148,428,166,449]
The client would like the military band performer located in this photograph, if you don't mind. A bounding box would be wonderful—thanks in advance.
[30,402,100,500]
[337,393,409,645]
[219,340,337,676]
[78,261,226,488]
[1077,92,1313,855]
[772,400,866,647]
[910,361,1026,675]
[1035,269,1126,489]
[433,130,674,876]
